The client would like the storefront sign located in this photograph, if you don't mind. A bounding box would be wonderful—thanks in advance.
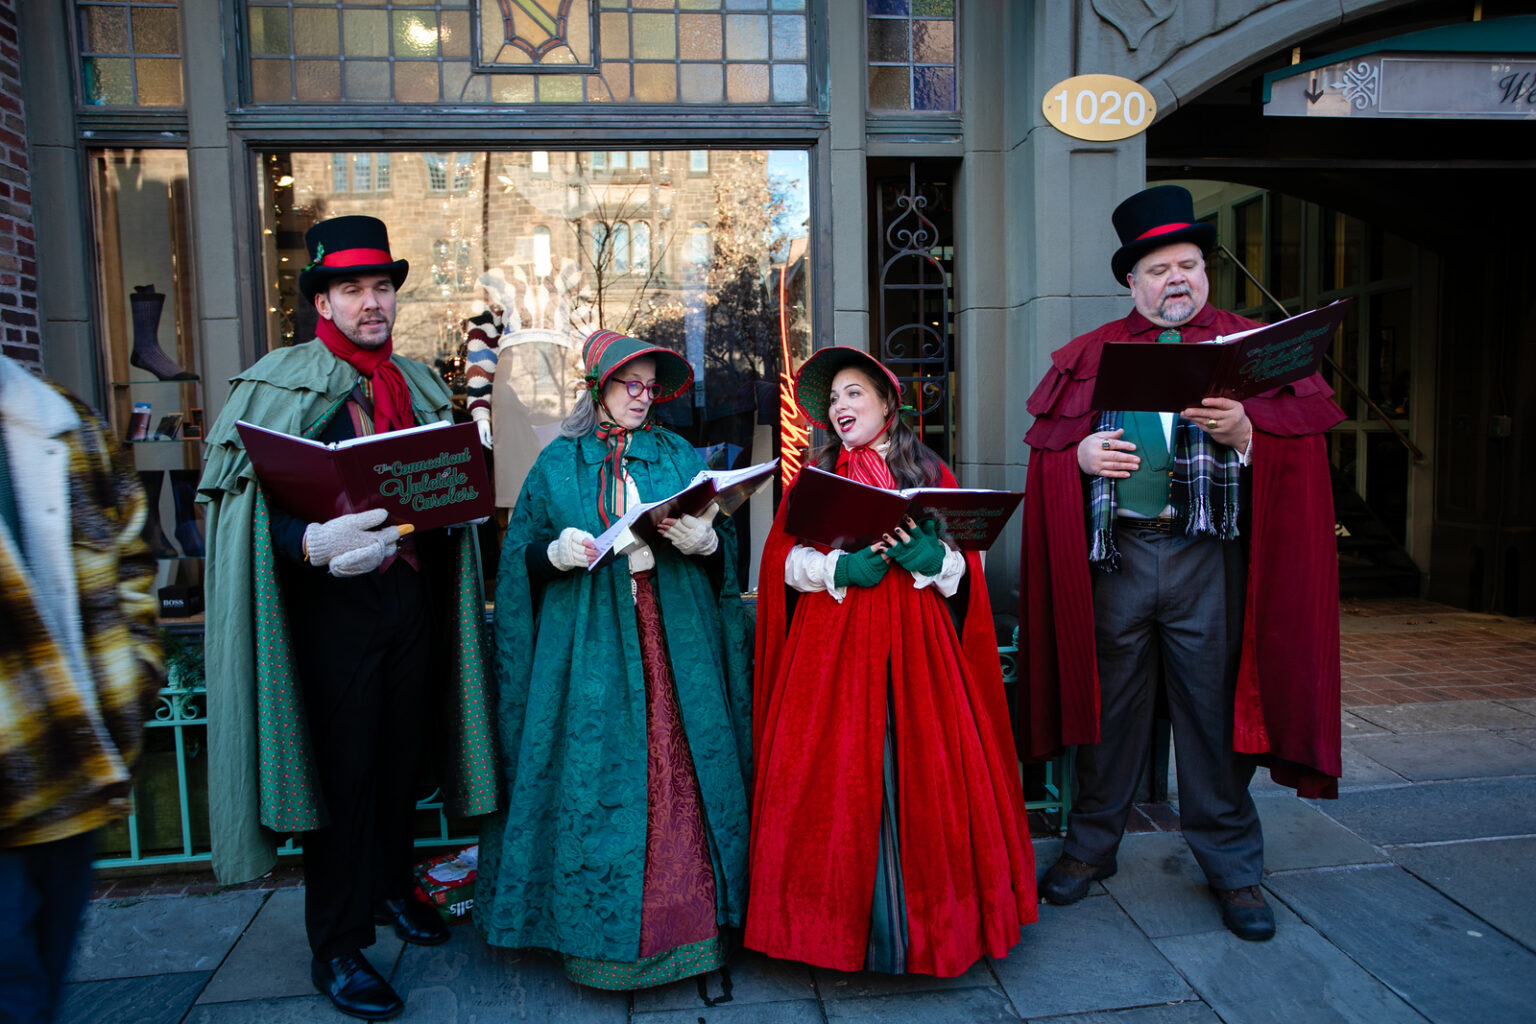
[1265,55,1536,119]
[1042,75,1157,141]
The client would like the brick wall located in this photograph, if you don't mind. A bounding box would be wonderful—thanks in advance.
[0,0,38,368]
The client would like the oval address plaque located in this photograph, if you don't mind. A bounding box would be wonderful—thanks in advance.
[1042,74,1157,141]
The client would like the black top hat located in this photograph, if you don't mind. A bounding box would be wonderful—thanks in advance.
[1109,185,1217,287]
[298,215,410,302]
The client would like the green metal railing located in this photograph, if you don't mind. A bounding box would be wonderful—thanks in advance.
[96,627,1072,870]
[998,627,1073,829]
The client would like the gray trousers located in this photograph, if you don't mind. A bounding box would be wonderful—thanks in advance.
[1062,526,1264,890]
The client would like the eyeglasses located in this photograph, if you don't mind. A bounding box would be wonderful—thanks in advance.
[617,380,663,399]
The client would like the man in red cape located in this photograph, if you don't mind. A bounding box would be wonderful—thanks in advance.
[1018,186,1343,942]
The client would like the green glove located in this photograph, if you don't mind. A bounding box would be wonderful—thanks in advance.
[833,545,890,589]
[887,519,947,577]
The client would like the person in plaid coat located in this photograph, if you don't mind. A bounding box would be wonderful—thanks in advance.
[0,353,163,1023]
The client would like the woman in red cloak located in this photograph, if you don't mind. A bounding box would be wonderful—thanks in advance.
[746,347,1037,977]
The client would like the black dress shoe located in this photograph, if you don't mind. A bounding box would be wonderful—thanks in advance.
[1211,884,1276,941]
[374,896,449,946]
[1039,853,1117,905]
[312,950,403,1021]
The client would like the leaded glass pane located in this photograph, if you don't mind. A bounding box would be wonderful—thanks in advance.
[249,59,291,103]
[771,61,805,102]
[441,12,471,59]
[293,9,340,57]
[342,10,390,58]
[867,65,908,109]
[771,15,806,60]
[353,154,373,191]
[726,62,769,102]
[248,8,292,56]
[332,155,348,193]
[244,1,811,107]
[295,60,342,100]
[376,154,391,190]
[82,6,130,53]
[135,58,183,105]
[680,63,723,103]
[633,63,677,102]
[395,61,440,102]
[911,19,952,63]
[725,14,768,60]
[679,14,723,60]
[344,60,391,100]
[83,57,134,105]
[392,10,439,59]
[131,7,179,53]
[632,14,678,60]
[912,65,953,111]
[867,0,957,113]
[867,20,908,62]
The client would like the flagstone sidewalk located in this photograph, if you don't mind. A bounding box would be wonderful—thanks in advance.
[61,598,1536,1023]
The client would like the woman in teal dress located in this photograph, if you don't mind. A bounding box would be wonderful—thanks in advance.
[475,330,754,989]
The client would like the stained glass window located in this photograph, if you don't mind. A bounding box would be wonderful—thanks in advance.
[75,0,184,107]
[866,0,957,113]
[244,0,812,106]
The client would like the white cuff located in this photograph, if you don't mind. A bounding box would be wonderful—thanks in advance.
[783,544,847,603]
[909,545,966,597]
[1239,430,1254,466]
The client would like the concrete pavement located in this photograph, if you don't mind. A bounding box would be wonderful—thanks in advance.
[59,600,1536,1023]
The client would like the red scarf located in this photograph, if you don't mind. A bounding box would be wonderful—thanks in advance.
[835,439,896,490]
[316,318,414,434]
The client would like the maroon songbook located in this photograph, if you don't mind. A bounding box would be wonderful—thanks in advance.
[1090,298,1351,412]
[237,419,494,530]
[783,466,1023,552]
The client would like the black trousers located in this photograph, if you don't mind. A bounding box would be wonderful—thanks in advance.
[1065,527,1264,890]
[0,831,96,1024]
[287,559,434,961]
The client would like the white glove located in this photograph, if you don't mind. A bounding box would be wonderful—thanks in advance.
[548,527,597,571]
[303,508,399,578]
[475,416,494,449]
[663,512,719,557]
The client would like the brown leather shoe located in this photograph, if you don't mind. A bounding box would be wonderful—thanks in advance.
[1211,884,1275,941]
[1039,853,1116,905]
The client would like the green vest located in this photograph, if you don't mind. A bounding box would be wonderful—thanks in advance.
[1118,411,1173,517]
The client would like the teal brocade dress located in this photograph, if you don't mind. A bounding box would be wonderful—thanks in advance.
[474,426,754,989]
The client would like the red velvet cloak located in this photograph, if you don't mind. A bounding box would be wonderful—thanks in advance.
[1017,304,1346,798]
[746,463,1037,977]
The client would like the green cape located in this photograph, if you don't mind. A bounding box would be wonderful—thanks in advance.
[198,341,500,883]
[475,426,754,963]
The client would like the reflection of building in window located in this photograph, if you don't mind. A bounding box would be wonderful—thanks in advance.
[533,225,552,277]
[425,153,475,193]
[591,151,650,175]
[632,222,650,275]
[431,238,475,293]
[612,223,630,275]
[331,154,390,193]
[687,222,712,265]
[689,151,710,176]
[531,151,549,176]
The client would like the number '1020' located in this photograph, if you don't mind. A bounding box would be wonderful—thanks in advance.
[1053,89,1149,127]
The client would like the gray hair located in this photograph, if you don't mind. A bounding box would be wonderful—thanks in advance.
[559,388,600,438]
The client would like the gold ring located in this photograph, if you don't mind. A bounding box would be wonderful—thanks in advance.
[1207,418,1218,429]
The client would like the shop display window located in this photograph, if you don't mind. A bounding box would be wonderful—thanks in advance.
[89,148,206,614]
[259,148,812,590]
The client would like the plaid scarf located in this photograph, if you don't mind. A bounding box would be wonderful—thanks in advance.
[1087,410,1242,570]
[595,418,651,528]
